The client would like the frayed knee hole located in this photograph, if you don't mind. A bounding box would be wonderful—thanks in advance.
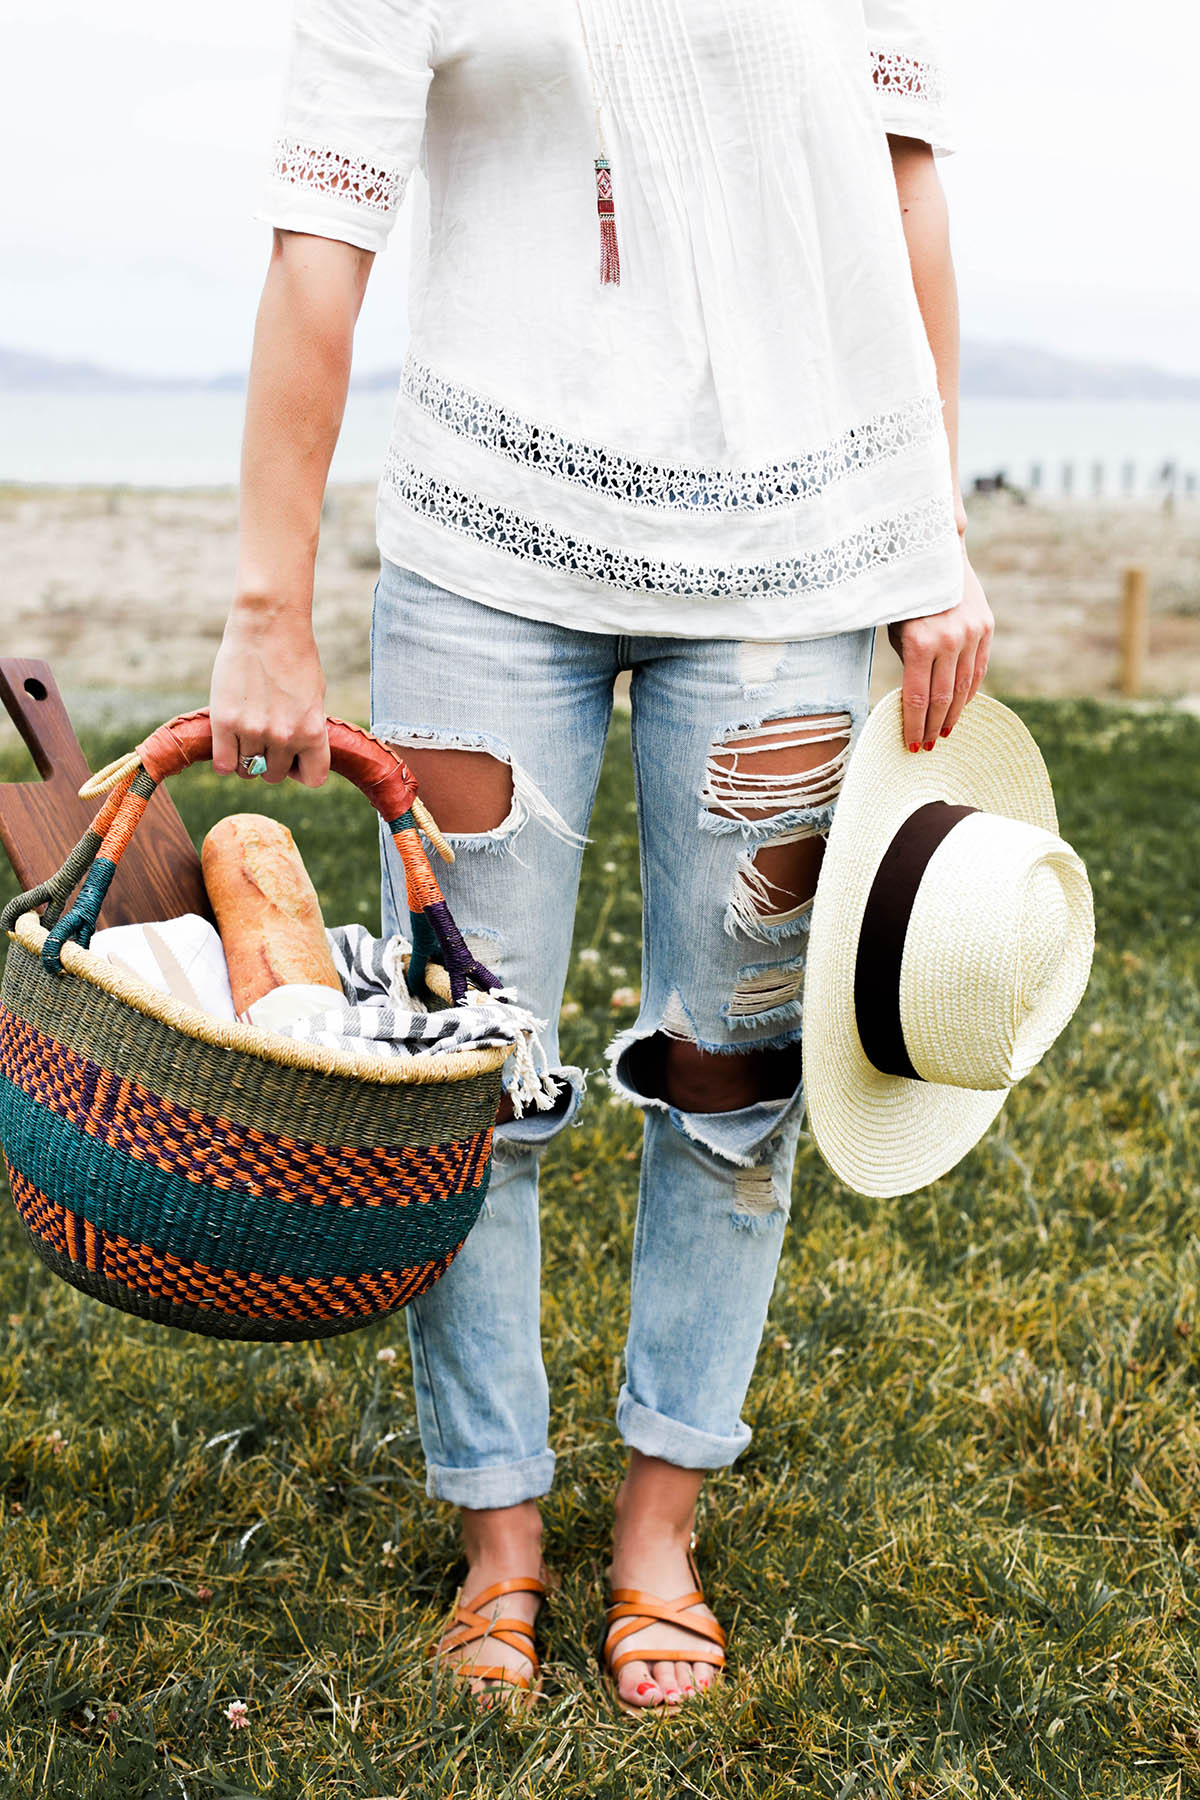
[727,827,827,937]
[657,1037,804,1114]
[727,960,805,1021]
[749,834,826,914]
[386,745,514,835]
[703,711,852,823]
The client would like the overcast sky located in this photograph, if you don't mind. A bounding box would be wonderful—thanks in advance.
[2,0,1197,379]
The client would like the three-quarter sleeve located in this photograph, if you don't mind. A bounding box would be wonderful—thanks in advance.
[862,0,955,155]
[255,0,438,254]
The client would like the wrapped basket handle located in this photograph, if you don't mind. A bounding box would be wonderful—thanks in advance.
[3,709,498,1004]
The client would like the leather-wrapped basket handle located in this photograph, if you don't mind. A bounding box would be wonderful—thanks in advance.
[137,711,421,823]
[3,709,498,1005]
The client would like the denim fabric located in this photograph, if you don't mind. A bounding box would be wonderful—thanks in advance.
[371,560,875,1508]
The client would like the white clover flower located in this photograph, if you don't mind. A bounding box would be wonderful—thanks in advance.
[225,1700,250,1730]
[376,1346,398,1365]
[578,948,601,966]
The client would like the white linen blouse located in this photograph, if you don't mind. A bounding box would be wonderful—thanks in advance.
[256,0,962,642]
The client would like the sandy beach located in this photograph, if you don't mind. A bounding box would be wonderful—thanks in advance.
[2,481,1198,756]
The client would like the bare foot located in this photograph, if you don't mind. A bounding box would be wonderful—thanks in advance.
[605,1454,723,1710]
[432,1499,547,1700]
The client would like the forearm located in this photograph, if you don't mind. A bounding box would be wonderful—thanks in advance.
[888,136,967,537]
[211,230,372,783]
[234,230,373,616]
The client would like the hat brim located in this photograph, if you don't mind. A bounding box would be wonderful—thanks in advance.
[802,689,1060,1199]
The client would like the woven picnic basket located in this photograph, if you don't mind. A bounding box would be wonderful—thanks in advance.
[0,710,509,1342]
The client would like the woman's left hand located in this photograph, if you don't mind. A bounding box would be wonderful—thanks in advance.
[887,545,994,750]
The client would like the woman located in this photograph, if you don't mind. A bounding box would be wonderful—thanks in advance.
[210,0,992,1710]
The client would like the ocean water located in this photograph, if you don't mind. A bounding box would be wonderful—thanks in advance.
[2,389,1199,498]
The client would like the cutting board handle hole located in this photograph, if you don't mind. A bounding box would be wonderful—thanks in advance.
[23,678,48,702]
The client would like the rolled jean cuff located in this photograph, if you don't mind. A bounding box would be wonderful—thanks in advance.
[616,1386,751,1469]
[492,1065,585,1159]
[424,1448,556,1509]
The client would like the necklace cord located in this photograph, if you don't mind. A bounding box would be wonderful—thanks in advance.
[572,0,622,284]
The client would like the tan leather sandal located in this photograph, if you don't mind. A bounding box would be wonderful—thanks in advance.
[599,1543,726,1716]
[430,1575,547,1702]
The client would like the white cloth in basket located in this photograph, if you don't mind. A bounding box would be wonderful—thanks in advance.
[263,925,558,1114]
[90,914,237,1021]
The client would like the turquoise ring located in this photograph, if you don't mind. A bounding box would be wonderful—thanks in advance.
[239,753,268,777]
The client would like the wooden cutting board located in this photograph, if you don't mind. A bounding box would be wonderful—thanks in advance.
[0,659,212,928]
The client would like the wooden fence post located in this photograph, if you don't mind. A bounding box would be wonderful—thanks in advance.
[1119,567,1148,698]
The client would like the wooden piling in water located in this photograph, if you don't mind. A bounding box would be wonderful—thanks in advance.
[1119,567,1148,698]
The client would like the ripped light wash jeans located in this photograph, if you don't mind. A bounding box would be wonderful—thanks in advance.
[371,560,874,1508]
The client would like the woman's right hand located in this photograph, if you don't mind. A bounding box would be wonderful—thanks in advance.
[209,598,331,787]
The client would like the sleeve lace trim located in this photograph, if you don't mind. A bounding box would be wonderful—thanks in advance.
[269,136,406,216]
[869,47,948,113]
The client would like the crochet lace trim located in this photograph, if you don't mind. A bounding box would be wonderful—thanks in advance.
[383,459,955,599]
[269,137,405,215]
[869,47,948,112]
[402,360,944,514]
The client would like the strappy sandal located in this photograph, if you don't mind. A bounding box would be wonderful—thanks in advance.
[598,1541,726,1716]
[429,1575,548,1704]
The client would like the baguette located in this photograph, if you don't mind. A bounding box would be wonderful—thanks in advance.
[200,813,342,1016]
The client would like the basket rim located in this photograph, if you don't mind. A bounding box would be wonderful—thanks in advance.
[5,912,510,1088]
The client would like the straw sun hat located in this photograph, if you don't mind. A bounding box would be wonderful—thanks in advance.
[802,689,1095,1199]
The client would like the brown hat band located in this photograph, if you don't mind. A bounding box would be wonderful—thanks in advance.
[853,800,979,1080]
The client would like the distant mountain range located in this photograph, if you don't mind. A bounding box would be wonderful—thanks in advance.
[959,342,1200,402]
[0,346,394,395]
[5,340,1200,402]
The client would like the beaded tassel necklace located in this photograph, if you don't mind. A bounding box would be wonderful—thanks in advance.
[574,0,621,285]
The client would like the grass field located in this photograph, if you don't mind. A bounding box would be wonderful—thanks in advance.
[1,699,1198,1799]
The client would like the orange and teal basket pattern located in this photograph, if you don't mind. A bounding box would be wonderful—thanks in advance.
[0,711,509,1341]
